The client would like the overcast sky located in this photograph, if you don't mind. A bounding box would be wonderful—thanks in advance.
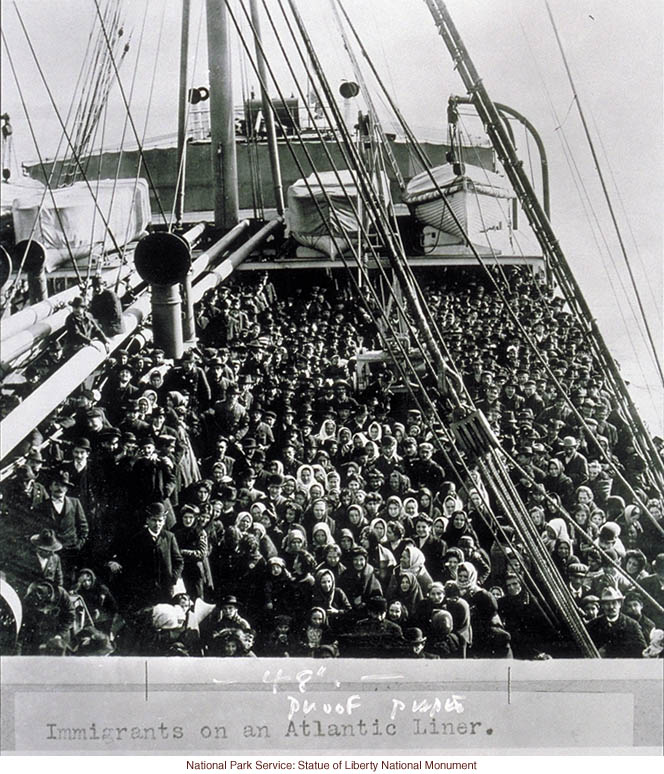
[1,0,662,431]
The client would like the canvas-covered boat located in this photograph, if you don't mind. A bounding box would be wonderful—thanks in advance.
[286,169,361,258]
[10,178,151,272]
[403,162,514,247]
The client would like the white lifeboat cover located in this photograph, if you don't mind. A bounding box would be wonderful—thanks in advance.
[403,162,513,205]
[11,178,151,255]
[286,169,360,237]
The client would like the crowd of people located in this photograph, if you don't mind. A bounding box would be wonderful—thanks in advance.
[1,266,663,660]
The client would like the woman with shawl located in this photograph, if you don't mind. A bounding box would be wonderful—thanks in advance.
[457,561,511,658]
[338,547,383,617]
[551,538,578,581]
[316,543,347,582]
[617,505,646,552]
[293,607,335,656]
[386,569,423,618]
[234,511,253,535]
[296,464,316,493]
[543,459,575,508]
[442,581,472,658]
[396,543,433,595]
[542,517,570,552]
[412,581,446,634]
[337,528,357,566]
[443,510,478,549]
[311,522,336,564]
[359,526,396,586]
[337,426,354,463]
[263,557,294,618]
[315,418,337,444]
[417,488,442,521]
[280,525,307,569]
[339,503,368,542]
[311,568,351,626]
[366,421,383,445]
[402,496,420,523]
[370,516,389,545]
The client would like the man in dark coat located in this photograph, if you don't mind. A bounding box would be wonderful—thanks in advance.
[557,436,588,488]
[110,503,184,609]
[0,528,64,598]
[587,587,647,658]
[90,276,124,336]
[63,296,109,356]
[36,470,89,584]
[164,350,211,410]
[126,437,176,528]
[408,442,445,492]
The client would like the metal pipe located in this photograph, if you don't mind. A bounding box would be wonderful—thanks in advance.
[189,219,250,276]
[206,0,239,229]
[192,218,283,300]
[151,283,185,360]
[181,274,196,345]
[178,221,207,345]
[451,95,550,220]
[181,221,208,248]
[134,233,191,360]
[248,0,285,215]
[0,272,137,371]
[175,0,191,227]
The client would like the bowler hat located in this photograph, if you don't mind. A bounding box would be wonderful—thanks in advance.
[30,528,62,552]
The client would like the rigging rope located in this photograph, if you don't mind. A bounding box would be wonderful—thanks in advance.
[1,27,84,292]
[544,0,664,389]
[90,0,168,225]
